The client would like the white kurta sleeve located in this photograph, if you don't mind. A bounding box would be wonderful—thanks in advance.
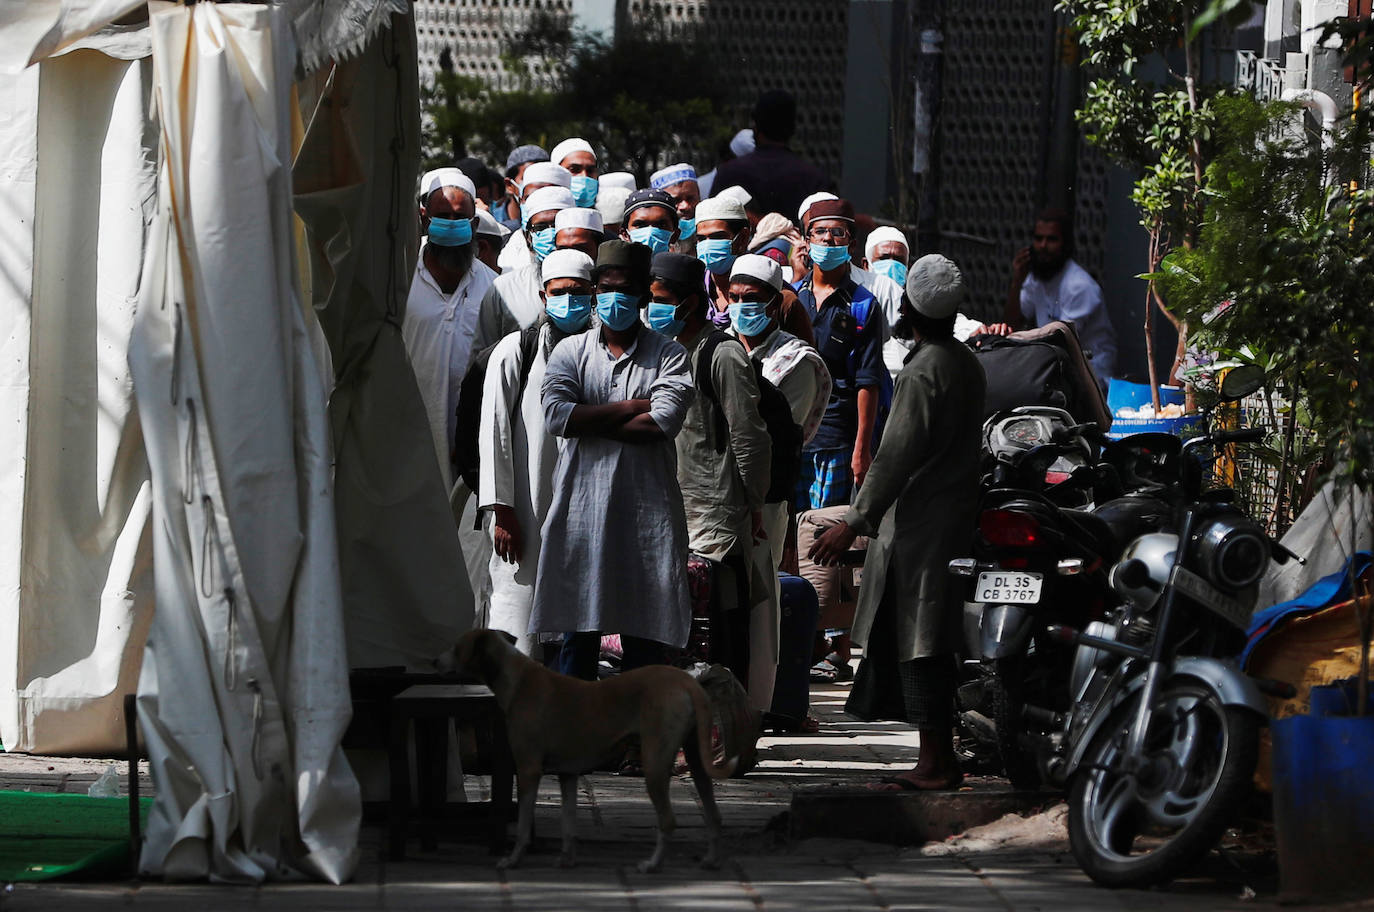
[477,332,522,510]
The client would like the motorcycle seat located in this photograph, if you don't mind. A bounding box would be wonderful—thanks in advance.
[1076,496,1171,558]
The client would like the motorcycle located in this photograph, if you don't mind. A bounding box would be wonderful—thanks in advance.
[950,408,1174,788]
[1041,367,1302,886]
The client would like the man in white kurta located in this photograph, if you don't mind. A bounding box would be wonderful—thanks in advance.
[474,184,573,354]
[477,250,596,656]
[402,168,498,491]
[530,240,695,680]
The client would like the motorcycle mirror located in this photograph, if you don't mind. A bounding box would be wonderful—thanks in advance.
[1219,364,1265,402]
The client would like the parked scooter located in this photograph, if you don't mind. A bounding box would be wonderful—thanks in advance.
[1041,368,1301,886]
[950,409,1173,788]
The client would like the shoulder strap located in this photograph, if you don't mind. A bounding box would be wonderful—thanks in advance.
[695,330,740,454]
[511,320,544,413]
[849,286,874,330]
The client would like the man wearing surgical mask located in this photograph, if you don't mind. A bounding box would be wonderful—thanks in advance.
[619,188,680,255]
[478,249,596,655]
[532,241,695,681]
[650,162,701,254]
[693,195,752,331]
[550,137,601,209]
[497,161,574,273]
[474,185,574,354]
[648,252,772,706]
[862,227,1011,366]
[404,168,499,490]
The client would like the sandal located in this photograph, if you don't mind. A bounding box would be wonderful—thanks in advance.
[811,655,854,683]
[762,712,822,734]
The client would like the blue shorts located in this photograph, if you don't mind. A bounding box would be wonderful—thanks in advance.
[796,447,853,512]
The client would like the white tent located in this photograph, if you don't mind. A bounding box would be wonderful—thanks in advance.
[0,0,470,884]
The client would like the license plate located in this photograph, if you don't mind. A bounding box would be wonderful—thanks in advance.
[975,571,1044,604]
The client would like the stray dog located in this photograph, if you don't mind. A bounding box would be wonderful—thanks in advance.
[435,628,735,872]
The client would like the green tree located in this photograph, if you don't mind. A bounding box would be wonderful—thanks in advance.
[420,12,734,184]
[1057,0,1240,408]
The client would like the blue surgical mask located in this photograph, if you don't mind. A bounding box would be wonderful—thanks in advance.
[628,226,674,255]
[809,242,851,271]
[596,291,641,331]
[696,238,736,274]
[871,258,907,288]
[571,174,599,208]
[530,226,557,262]
[545,293,592,333]
[677,215,696,239]
[646,302,685,337]
[729,300,773,337]
[427,216,473,247]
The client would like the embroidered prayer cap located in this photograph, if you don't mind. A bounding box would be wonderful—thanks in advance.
[694,196,747,226]
[717,184,753,208]
[864,226,909,262]
[505,144,548,177]
[622,188,678,222]
[649,162,698,191]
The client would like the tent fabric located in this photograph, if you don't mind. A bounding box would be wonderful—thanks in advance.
[0,1,406,77]
[1259,479,1374,610]
[128,3,358,883]
[0,50,157,755]
[293,7,476,670]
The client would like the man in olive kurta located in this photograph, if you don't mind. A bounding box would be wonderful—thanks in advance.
[809,254,985,790]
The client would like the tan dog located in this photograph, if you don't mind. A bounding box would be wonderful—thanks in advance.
[436,628,735,872]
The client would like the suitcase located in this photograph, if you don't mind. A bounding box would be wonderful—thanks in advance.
[769,573,820,725]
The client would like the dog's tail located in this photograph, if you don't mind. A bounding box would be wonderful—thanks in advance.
[689,680,738,779]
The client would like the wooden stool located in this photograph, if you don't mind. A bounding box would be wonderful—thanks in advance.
[387,684,514,860]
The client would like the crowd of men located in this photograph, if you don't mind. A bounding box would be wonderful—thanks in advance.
[402,90,1116,788]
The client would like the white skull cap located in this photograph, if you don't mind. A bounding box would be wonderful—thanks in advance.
[797,191,838,223]
[650,162,698,190]
[600,172,637,192]
[419,167,477,202]
[718,184,752,207]
[523,186,575,222]
[554,207,604,233]
[864,226,909,262]
[550,138,595,166]
[541,248,594,285]
[595,186,633,224]
[907,253,966,319]
[474,207,509,238]
[730,253,784,291]
[695,196,747,225]
[729,128,756,158]
[520,161,573,189]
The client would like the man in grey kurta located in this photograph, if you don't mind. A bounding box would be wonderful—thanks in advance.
[531,240,695,679]
[809,254,985,790]
[647,252,771,699]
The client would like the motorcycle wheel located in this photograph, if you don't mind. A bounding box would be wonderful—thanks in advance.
[988,657,1042,791]
[1067,678,1260,888]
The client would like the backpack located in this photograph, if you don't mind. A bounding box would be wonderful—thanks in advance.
[453,320,544,494]
[794,278,893,448]
[696,330,803,504]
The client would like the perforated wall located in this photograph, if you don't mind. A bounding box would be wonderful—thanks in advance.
[412,0,572,91]
[624,0,850,181]
[933,2,1108,323]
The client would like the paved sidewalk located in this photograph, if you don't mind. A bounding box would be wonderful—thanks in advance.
[0,682,1317,911]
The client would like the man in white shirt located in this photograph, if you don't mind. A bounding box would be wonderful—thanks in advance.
[478,249,595,655]
[403,168,498,490]
[496,161,574,273]
[1005,208,1117,389]
[474,185,574,355]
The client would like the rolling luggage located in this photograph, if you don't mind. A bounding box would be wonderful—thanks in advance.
[769,573,820,725]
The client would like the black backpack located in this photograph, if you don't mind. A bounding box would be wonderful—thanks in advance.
[696,330,803,504]
[453,321,543,494]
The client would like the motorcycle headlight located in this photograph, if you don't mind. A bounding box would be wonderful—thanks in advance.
[1194,517,1268,590]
